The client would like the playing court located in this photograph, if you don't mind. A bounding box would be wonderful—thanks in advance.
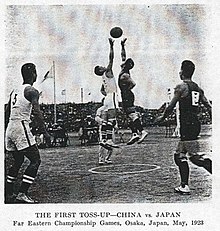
[5,125,212,203]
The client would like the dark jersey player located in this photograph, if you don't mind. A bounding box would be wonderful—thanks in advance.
[5,63,50,203]
[118,38,148,145]
[155,60,212,195]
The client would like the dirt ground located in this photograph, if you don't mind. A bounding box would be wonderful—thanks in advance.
[5,125,212,204]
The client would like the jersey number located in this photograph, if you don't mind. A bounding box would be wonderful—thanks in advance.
[191,91,199,106]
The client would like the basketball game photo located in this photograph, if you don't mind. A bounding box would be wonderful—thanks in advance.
[1,1,220,231]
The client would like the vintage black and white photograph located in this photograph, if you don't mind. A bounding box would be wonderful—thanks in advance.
[2,1,220,230]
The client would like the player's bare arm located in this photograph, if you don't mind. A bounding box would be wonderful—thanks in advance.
[24,86,49,136]
[105,38,114,78]
[121,38,127,62]
[100,84,107,96]
[200,90,212,118]
[155,85,181,123]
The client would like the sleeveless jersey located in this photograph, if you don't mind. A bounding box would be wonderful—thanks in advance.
[9,84,33,122]
[179,81,201,122]
[118,71,131,92]
[102,72,117,94]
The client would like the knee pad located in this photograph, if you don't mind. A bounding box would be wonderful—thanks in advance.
[174,153,187,166]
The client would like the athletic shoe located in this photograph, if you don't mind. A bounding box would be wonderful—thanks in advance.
[137,130,148,144]
[127,133,139,145]
[99,160,104,165]
[16,192,37,203]
[105,158,112,164]
[174,185,191,195]
[99,156,105,165]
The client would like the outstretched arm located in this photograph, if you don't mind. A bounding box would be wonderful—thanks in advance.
[121,38,127,62]
[106,38,114,78]
[155,85,181,123]
[106,38,114,70]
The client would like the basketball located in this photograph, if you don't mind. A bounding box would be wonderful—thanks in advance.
[110,27,123,38]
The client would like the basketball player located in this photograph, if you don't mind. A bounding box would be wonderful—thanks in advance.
[5,63,50,203]
[94,38,119,150]
[155,60,212,194]
[119,38,148,145]
[95,99,118,165]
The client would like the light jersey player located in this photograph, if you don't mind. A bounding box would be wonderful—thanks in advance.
[5,63,50,203]
[95,100,119,165]
[118,38,148,145]
[94,38,118,110]
[94,38,119,152]
[155,60,212,195]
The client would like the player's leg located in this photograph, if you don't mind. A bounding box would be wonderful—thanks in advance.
[16,144,41,203]
[98,146,106,165]
[5,122,25,202]
[98,125,107,164]
[189,154,212,173]
[105,149,113,164]
[99,120,119,149]
[122,91,148,144]
[6,150,24,202]
[174,141,190,195]
[126,111,140,145]
[185,140,212,174]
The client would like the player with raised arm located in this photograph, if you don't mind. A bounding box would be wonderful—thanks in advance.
[94,38,119,151]
[155,60,212,195]
[118,38,148,145]
[5,63,50,203]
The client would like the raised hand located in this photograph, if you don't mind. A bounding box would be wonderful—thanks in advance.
[109,38,115,47]
[121,38,127,46]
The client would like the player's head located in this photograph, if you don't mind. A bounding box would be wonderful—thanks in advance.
[21,63,37,84]
[94,66,106,76]
[124,58,134,70]
[180,60,195,80]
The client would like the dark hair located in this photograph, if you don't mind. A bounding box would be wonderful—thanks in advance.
[125,58,134,69]
[94,66,103,76]
[181,60,195,78]
[21,63,36,82]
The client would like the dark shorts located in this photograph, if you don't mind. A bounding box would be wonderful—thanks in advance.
[180,119,201,141]
[121,90,135,110]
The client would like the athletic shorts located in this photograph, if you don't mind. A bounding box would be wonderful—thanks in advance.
[103,93,118,110]
[180,120,201,141]
[175,139,200,156]
[121,90,135,109]
[174,138,212,163]
[5,120,36,151]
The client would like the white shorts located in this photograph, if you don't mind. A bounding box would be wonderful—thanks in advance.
[5,120,36,151]
[103,93,118,110]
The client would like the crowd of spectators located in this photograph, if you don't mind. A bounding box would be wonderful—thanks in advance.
[35,101,212,132]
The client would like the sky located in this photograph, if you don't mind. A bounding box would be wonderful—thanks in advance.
[5,4,216,109]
